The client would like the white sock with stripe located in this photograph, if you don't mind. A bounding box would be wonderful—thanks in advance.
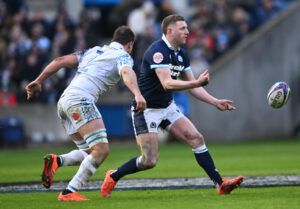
[60,150,88,166]
[67,155,98,192]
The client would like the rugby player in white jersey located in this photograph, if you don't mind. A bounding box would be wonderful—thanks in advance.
[101,15,243,197]
[26,26,146,201]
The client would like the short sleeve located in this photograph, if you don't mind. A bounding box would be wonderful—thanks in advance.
[116,54,134,73]
[148,49,171,70]
[74,49,87,63]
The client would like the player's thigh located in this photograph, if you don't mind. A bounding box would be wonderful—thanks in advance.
[132,108,165,135]
[58,97,103,135]
[77,118,105,136]
[77,118,109,162]
[77,118,109,150]
[169,117,204,147]
[136,133,159,160]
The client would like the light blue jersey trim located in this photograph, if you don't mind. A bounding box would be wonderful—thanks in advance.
[151,64,170,69]
[184,66,191,72]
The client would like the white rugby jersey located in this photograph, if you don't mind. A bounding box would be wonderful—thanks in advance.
[61,42,133,102]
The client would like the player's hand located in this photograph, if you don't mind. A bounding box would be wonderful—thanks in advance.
[25,81,42,100]
[215,99,236,111]
[134,94,147,112]
[196,70,209,87]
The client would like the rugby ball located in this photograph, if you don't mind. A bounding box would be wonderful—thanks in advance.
[267,81,290,108]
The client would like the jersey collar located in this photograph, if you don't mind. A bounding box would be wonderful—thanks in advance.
[162,34,180,52]
[109,42,125,51]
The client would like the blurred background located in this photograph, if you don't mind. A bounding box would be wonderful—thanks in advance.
[0,0,299,148]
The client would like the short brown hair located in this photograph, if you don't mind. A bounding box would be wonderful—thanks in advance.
[112,26,135,45]
[161,15,185,34]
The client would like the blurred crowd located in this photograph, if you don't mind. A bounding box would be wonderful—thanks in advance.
[0,0,294,106]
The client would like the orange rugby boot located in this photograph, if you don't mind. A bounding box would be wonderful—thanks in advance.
[100,170,117,198]
[58,192,88,201]
[217,176,244,195]
[41,154,59,189]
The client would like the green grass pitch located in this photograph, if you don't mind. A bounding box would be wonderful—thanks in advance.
[1,187,300,209]
[0,139,300,209]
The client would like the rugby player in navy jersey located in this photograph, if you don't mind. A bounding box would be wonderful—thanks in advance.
[101,15,243,197]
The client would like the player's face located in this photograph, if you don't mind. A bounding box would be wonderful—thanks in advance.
[125,41,134,54]
[172,21,189,45]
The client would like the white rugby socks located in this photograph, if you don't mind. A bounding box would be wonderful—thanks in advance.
[60,150,88,166]
[67,155,98,192]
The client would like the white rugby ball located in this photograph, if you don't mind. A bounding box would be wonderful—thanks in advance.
[267,81,290,108]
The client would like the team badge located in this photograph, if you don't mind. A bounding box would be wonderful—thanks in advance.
[178,55,183,62]
[150,122,157,128]
[153,52,164,64]
[72,112,81,121]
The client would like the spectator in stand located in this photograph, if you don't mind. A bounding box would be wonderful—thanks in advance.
[127,1,156,37]
[156,0,175,23]
[189,47,210,78]
[30,22,51,54]
[231,6,253,44]
[0,0,295,104]
[255,0,283,26]
[128,1,158,76]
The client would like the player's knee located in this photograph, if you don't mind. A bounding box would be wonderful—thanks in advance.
[93,143,110,154]
[91,143,110,162]
[184,130,205,146]
[142,157,158,169]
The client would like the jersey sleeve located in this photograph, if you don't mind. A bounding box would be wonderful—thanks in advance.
[116,53,134,74]
[148,48,171,70]
[74,49,88,63]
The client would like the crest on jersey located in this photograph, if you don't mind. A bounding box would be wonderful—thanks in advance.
[153,52,164,64]
[178,55,183,62]
[72,112,81,121]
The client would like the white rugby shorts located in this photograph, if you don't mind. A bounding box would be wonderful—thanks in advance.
[57,95,102,135]
[132,102,184,136]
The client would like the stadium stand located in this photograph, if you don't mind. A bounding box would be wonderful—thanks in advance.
[0,0,294,104]
[0,0,297,143]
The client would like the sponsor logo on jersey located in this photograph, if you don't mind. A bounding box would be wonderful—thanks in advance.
[153,52,164,64]
[169,64,184,72]
[169,65,184,78]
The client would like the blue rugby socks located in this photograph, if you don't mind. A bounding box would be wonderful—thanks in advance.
[193,145,223,186]
[110,157,141,181]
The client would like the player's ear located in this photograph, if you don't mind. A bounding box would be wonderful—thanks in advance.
[130,41,134,49]
[125,41,134,54]
[166,27,172,35]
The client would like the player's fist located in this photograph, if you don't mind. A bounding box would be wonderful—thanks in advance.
[134,94,147,112]
[25,81,42,100]
[197,70,209,87]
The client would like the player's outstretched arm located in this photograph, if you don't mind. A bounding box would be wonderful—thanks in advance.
[25,54,78,100]
[155,68,209,91]
[182,70,236,111]
[120,66,147,112]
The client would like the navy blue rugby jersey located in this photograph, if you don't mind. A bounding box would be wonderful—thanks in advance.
[136,35,191,108]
